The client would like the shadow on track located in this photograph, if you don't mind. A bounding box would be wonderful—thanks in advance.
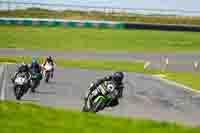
[34,90,56,95]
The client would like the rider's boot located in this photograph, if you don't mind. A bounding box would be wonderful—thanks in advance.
[51,72,53,78]
[31,87,36,93]
[51,68,54,78]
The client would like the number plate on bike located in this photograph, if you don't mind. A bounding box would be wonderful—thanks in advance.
[15,77,25,85]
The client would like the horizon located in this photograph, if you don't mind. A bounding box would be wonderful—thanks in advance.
[0,0,200,16]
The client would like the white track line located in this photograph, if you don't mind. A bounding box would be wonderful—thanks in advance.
[152,74,200,94]
[0,65,6,100]
[0,65,4,100]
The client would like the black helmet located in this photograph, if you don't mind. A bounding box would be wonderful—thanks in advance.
[112,72,124,83]
[47,56,52,60]
[19,63,28,72]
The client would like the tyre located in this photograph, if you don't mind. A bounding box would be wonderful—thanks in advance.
[14,86,20,96]
[81,97,90,112]
[45,71,50,83]
[31,80,38,93]
[81,104,89,112]
[15,86,23,100]
[16,95,21,100]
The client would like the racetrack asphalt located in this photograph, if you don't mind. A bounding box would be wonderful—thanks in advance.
[2,64,200,126]
[0,48,200,72]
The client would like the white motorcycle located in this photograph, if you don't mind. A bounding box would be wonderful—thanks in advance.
[13,73,30,100]
[43,63,53,83]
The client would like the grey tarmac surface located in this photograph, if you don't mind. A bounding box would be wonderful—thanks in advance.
[2,64,200,126]
[0,48,200,72]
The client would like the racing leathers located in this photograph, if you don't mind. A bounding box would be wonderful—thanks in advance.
[30,62,41,73]
[42,57,55,78]
[85,75,124,107]
[29,62,42,80]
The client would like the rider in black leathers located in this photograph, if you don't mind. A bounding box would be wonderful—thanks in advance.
[29,58,43,92]
[30,58,42,74]
[84,72,124,107]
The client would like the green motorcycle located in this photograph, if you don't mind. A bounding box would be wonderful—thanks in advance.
[30,71,42,92]
[82,81,118,113]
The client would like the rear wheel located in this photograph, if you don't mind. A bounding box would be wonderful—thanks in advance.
[31,80,39,93]
[45,71,50,83]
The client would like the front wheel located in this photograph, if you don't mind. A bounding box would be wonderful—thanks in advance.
[81,97,91,112]
[16,94,22,100]
[81,104,89,112]
[14,86,23,100]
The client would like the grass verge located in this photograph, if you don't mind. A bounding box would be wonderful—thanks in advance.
[0,56,200,91]
[0,101,199,133]
[0,56,157,73]
[1,25,200,52]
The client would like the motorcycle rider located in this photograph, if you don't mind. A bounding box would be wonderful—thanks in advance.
[42,56,55,78]
[84,72,125,108]
[11,62,31,86]
[29,58,42,92]
[30,58,42,73]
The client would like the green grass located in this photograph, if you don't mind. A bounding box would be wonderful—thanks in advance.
[0,101,199,133]
[1,56,200,91]
[1,25,200,52]
[0,56,157,73]
[1,8,200,26]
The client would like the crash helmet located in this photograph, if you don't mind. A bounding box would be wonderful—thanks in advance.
[112,72,124,83]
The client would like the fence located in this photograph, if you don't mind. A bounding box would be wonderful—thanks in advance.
[1,17,200,32]
[0,17,125,29]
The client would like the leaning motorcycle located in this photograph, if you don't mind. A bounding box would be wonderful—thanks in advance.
[81,82,118,113]
[30,71,42,92]
[43,63,53,83]
[13,73,30,100]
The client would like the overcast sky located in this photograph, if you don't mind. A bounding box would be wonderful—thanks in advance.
[13,0,199,11]
[2,0,198,16]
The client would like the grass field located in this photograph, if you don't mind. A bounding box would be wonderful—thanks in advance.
[1,25,200,52]
[1,8,200,26]
[1,56,200,91]
[0,101,199,133]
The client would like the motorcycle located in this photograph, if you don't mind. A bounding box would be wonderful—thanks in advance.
[30,71,42,92]
[81,81,118,113]
[43,63,53,83]
[13,73,30,100]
